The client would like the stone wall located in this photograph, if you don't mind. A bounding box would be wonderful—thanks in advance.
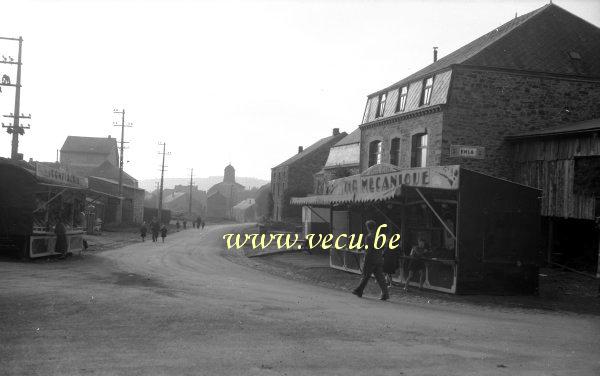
[443,67,600,179]
[359,111,444,171]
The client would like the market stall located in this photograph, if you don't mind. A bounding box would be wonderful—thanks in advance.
[0,158,88,258]
[291,164,541,294]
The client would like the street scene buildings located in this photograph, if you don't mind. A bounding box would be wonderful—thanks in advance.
[1,1,599,375]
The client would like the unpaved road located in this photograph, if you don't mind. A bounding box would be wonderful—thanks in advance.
[1,224,599,375]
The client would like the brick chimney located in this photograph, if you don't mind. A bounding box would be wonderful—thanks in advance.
[298,146,303,154]
[108,135,112,139]
[433,47,438,62]
[333,128,340,136]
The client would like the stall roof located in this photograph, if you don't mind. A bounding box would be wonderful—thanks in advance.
[291,187,402,206]
[506,118,600,140]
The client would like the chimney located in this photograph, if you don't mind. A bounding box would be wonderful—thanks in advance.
[298,146,303,154]
[108,135,112,139]
[433,47,438,62]
[333,128,340,136]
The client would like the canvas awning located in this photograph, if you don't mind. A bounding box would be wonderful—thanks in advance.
[290,187,402,206]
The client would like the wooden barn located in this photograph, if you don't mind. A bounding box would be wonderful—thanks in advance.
[507,118,600,275]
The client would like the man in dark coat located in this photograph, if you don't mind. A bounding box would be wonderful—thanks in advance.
[150,218,160,242]
[352,220,389,300]
[54,217,68,259]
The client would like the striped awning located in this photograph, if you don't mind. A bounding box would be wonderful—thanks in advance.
[290,186,402,206]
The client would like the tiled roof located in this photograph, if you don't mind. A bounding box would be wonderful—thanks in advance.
[233,198,256,210]
[273,132,347,169]
[333,128,361,147]
[371,4,600,96]
[61,136,117,154]
[506,118,600,140]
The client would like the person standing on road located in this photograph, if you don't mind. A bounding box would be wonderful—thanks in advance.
[196,216,202,230]
[404,237,429,291]
[183,220,187,230]
[150,218,160,243]
[54,216,68,260]
[201,220,205,230]
[140,221,148,242]
[352,220,389,300]
[176,220,180,232]
[160,225,168,243]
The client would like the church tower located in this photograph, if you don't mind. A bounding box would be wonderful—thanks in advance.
[224,164,235,183]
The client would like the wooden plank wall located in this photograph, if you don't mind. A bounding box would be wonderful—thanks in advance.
[513,134,600,219]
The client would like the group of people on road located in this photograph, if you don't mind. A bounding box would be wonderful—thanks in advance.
[139,216,205,243]
[352,219,429,301]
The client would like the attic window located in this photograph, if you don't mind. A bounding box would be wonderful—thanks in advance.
[569,51,581,60]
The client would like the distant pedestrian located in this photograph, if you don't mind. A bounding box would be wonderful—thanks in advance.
[183,220,187,230]
[201,220,205,230]
[404,237,429,291]
[54,216,68,259]
[150,218,160,242]
[140,221,148,242]
[196,216,202,230]
[352,220,389,300]
[176,220,180,232]
[160,225,168,242]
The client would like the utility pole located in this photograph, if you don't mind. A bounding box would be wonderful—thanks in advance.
[112,109,132,197]
[0,36,31,160]
[157,142,169,224]
[189,168,194,215]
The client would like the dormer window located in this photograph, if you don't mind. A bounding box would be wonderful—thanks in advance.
[376,93,387,118]
[420,77,434,106]
[396,86,408,112]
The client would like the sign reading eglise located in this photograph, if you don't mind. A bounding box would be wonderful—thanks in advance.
[327,165,460,196]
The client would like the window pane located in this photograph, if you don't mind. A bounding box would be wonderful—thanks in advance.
[421,134,428,146]
[401,86,407,95]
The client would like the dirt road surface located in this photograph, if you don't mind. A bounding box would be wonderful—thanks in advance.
[1,224,599,375]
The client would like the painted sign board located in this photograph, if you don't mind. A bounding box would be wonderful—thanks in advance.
[35,163,88,188]
[327,165,460,198]
[449,145,485,159]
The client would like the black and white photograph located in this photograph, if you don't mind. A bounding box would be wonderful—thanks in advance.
[0,0,599,374]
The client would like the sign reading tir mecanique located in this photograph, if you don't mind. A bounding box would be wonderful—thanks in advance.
[328,165,460,196]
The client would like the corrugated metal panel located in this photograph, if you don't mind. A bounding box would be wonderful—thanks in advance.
[324,144,360,168]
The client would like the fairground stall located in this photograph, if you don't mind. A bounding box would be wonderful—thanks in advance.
[0,158,88,258]
[291,164,541,294]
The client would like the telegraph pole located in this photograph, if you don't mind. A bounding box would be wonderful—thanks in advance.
[0,36,30,160]
[113,109,132,197]
[188,168,194,215]
[157,142,169,224]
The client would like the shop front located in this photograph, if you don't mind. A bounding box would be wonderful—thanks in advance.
[292,164,541,294]
[0,159,88,258]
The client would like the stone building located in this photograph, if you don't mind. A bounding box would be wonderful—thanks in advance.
[232,199,256,222]
[271,128,347,223]
[356,3,600,271]
[206,165,245,219]
[60,135,143,224]
[359,3,600,179]
[60,136,119,174]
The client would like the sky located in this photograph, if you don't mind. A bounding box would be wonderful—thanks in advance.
[0,0,598,181]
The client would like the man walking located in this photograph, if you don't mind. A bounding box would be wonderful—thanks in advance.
[150,218,160,243]
[352,220,389,300]
[55,216,68,260]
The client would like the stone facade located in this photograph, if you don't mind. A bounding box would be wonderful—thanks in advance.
[272,130,347,223]
[360,111,444,171]
[443,67,600,179]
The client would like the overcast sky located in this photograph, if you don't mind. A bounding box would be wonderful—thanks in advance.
[0,0,598,181]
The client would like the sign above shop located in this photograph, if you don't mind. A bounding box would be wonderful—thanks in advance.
[35,163,88,188]
[449,145,485,159]
[328,165,460,196]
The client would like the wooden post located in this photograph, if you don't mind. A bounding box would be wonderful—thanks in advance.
[547,218,554,266]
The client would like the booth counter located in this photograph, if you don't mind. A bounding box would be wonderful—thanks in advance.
[291,164,541,295]
[0,158,87,258]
